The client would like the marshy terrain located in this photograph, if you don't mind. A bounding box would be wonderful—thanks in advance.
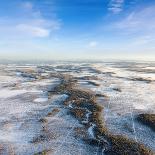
[0,61,154,155]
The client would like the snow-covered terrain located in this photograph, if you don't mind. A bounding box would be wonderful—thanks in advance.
[90,63,155,150]
[0,62,154,154]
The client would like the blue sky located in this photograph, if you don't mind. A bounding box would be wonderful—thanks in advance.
[0,0,155,60]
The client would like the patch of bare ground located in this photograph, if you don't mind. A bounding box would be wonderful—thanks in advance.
[137,114,155,132]
[47,73,154,155]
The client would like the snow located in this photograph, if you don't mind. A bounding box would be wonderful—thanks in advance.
[16,72,22,76]
[0,62,154,154]
[34,97,48,102]
[88,123,96,139]
[89,62,155,151]
[0,89,27,98]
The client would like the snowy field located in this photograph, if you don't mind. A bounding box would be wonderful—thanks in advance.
[0,61,154,155]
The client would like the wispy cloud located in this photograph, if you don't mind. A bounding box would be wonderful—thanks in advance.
[15,18,61,38]
[19,1,61,37]
[114,6,155,31]
[16,24,50,37]
[109,6,155,47]
[108,0,124,13]
[0,1,61,38]
[132,35,155,45]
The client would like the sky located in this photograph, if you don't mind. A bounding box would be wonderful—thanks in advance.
[0,0,155,61]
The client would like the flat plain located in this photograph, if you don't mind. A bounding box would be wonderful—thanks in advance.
[0,61,154,155]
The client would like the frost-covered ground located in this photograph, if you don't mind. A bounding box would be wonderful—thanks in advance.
[90,62,155,151]
[0,61,154,154]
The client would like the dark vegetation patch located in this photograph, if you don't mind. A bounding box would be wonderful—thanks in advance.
[87,81,100,86]
[3,83,17,88]
[102,72,116,75]
[37,66,55,72]
[34,150,52,155]
[130,77,152,83]
[34,150,47,155]
[47,108,60,117]
[77,76,100,81]
[137,114,155,131]
[31,135,47,143]
[112,88,122,92]
[16,69,37,79]
[55,65,76,70]
[31,132,59,144]
[127,68,155,74]
[95,93,108,98]
[70,108,87,120]
[39,118,48,123]
[105,135,154,155]
[90,110,107,135]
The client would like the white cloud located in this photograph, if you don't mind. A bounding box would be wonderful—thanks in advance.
[108,0,124,13]
[15,18,61,38]
[0,1,62,38]
[16,24,50,37]
[20,2,61,37]
[89,41,98,47]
